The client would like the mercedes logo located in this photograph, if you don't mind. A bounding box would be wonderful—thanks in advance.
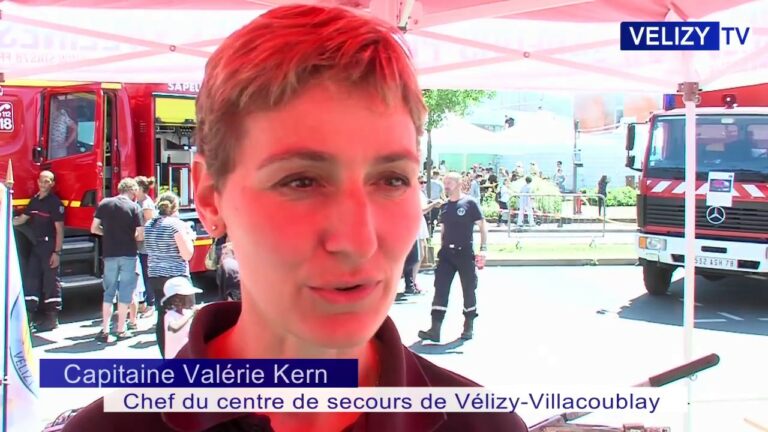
[705,206,726,225]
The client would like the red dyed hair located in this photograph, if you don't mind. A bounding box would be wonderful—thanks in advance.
[196,4,426,188]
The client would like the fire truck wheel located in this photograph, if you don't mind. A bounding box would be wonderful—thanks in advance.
[643,262,672,296]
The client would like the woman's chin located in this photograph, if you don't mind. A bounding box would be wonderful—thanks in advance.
[299,312,387,350]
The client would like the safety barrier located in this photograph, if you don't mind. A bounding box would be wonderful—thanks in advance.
[499,193,635,246]
[500,193,636,249]
[421,192,637,259]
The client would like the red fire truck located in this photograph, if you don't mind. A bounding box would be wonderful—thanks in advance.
[626,83,768,295]
[0,80,212,290]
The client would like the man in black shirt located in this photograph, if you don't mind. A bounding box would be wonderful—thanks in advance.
[487,167,498,186]
[91,178,144,341]
[13,171,65,332]
[419,171,488,342]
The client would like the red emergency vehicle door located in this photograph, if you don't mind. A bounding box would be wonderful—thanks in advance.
[40,85,105,231]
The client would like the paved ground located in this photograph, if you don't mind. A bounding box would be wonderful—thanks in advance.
[394,267,768,431]
[32,267,767,431]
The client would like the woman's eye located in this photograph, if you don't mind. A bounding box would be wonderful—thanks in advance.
[282,177,318,189]
[382,176,410,188]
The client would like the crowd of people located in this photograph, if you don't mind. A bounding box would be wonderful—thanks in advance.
[88,176,210,357]
[13,172,242,359]
[421,160,613,229]
[419,160,569,229]
[90,177,246,357]
[426,159,568,196]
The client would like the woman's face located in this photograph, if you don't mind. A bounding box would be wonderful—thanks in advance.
[204,82,421,349]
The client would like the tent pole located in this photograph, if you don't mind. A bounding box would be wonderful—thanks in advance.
[680,80,699,432]
[572,120,579,193]
[2,177,13,432]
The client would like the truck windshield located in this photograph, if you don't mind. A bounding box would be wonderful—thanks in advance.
[647,115,768,178]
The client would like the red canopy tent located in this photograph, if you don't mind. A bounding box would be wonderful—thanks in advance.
[3,0,757,20]
[1,0,766,91]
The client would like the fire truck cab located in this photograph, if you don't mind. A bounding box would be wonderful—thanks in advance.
[626,84,768,295]
[0,81,211,290]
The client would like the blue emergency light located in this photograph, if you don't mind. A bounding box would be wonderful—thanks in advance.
[662,94,677,110]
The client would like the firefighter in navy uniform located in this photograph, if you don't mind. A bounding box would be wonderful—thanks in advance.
[13,171,65,332]
[418,171,488,342]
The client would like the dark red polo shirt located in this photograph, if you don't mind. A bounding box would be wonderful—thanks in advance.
[63,302,528,431]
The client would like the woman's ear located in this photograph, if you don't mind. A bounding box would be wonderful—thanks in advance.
[192,154,224,237]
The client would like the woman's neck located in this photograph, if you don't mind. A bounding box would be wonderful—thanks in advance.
[205,302,380,431]
[206,303,380,384]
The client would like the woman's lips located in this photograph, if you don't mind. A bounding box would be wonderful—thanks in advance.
[308,281,381,305]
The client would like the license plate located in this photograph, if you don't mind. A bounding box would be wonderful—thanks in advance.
[695,256,737,269]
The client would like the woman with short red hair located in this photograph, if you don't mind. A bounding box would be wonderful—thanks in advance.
[64,5,527,431]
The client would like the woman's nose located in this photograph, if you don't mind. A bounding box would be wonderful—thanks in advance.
[322,188,377,262]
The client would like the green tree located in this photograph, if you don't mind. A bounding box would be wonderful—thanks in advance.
[422,89,495,197]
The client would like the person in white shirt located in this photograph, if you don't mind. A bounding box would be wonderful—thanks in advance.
[161,277,202,359]
[48,98,77,159]
[517,176,536,227]
[135,176,157,319]
[469,174,482,201]
[425,170,445,239]
[498,178,511,227]
[554,168,567,193]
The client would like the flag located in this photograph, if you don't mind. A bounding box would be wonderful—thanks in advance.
[0,180,42,431]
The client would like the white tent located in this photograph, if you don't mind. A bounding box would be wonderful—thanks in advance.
[497,110,575,150]
[425,112,576,165]
[423,116,503,154]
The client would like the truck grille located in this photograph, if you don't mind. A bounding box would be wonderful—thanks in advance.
[645,198,768,233]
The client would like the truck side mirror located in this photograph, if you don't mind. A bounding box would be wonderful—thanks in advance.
[625,155,636,168]
[625,124,636,151]
[33,145,43,163]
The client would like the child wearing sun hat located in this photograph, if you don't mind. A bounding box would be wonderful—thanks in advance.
[161,277,202,359]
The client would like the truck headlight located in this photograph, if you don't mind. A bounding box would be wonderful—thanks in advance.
[639,236,666,251]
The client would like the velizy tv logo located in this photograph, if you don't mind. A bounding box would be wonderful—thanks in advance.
[620,22,750,50]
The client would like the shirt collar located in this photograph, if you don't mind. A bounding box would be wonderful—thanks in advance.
[163,302,446,432]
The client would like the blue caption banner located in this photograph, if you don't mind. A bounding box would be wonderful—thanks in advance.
[620,22,720,51]
[40,359,359,388]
